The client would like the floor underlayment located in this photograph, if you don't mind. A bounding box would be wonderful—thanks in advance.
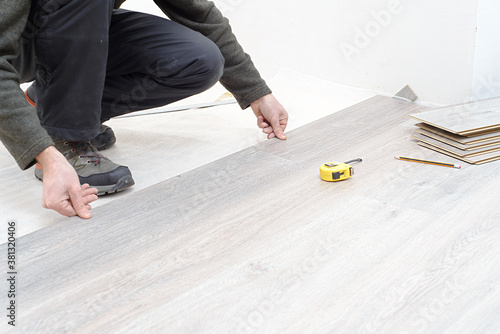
[1,68,377,237]
[5,95,499,333]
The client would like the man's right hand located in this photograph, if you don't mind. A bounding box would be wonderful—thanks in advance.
[36,146,98,219]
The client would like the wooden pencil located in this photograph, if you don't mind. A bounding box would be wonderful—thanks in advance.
[395,156,461,169]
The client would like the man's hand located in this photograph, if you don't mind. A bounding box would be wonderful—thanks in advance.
[250,94,288,140]
[36,146,98,219]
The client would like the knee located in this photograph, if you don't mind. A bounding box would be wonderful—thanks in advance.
[153,38,224,92]
[191,40,225,91]
[206,45,225,83]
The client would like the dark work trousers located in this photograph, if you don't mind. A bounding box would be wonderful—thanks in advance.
[14,0,225,141]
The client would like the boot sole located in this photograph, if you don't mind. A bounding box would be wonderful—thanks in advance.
[94,175,135,195]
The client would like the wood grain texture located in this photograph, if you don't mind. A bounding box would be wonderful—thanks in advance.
[3,96,500,333]
[409,97,500,135]
[418,142,500,164]
[415,127,500,150]
[416,122,500,144]
[413,133,500,157]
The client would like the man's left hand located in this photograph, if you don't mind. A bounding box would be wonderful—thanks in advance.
[250,94,288,140]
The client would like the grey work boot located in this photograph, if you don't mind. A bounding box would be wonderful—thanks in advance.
[25,82,116,150]
[35,140,134,195]
[92,124,116,151]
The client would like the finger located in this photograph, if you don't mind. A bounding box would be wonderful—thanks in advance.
[258,118,269,129]
[81,183,98,195]
[82,187,98,198]
[280,117,288,133]
[83,194,99,205]
[267,132,276,139]
[270,118,286,140]
[262,127,273,134]
[260,122,270,129]
[256,116,264,127]
[68,186,92,219]
[57,205,77,217]
[44,198,77,217]
[81,184,98,205]
[83,195,99,206]
[273,126,286,139]
[257,116,271,129]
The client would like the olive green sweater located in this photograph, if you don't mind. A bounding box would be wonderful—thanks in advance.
[0,0,271,170]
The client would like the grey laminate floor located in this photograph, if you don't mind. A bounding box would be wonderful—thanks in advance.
[3,95,499,333]
[1,68,375,238]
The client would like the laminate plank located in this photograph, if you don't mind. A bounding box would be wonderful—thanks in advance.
[415,128,500,150]
[408,97,500,135]
[256,96,427,165]
[413,133,500,157]
[416,122,500,144]
[419,142,500,164]
[459,125,500,136]
[3,96,499,333]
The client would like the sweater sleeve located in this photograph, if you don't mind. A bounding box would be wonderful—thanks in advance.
[0,0,54,170]
[152,0,272,109]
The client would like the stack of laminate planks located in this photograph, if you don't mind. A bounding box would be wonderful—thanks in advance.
[408,97,500,164]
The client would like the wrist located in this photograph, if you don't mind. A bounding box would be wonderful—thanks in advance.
[36,146,64,168]
[250,93,272,108]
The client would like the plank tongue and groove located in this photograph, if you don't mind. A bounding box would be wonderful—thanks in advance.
[412,133,500,157]
[418,142,500,164]
[414,128,500,150]
[6,96,499,333]
[415,122,500,145]
[408,97,500,135]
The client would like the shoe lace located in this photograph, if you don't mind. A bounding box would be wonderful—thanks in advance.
[68,141,102,166]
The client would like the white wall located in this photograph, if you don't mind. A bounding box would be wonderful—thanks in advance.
[215,0,480,106]
[473,0,500,101]
[121,0,496,106]
[120,0,164,17]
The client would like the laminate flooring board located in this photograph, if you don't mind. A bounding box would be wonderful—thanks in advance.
[4,96,500,333]
[418,142,500,165]
[413,133,500,157]
[416,122,500,144]
[415,128,500,150]
[257,96,426,166]
[408,96,500,135]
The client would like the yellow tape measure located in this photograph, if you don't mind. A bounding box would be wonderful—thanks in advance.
[320,158,362,182]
